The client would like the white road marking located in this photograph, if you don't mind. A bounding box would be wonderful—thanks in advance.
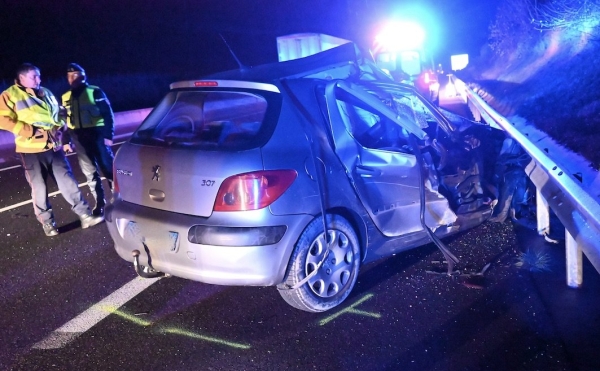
[0,199,35,213]
[0,152,78,172]
[0,164,22,172]
[32,276,162,349]
[0,177,107,213]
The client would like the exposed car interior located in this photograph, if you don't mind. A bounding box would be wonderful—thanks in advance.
[356,81,499,217]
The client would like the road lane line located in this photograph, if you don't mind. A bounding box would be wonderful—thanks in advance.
[32,276,161,350]
[0,164,22,172]
[0,152,78,172]
[0,199,34,213]
[0,177,107,213]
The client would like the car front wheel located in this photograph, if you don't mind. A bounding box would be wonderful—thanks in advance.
[277,214,360,312]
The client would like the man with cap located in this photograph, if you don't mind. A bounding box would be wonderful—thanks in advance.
[0,63,104,236]
[62,63,115,217]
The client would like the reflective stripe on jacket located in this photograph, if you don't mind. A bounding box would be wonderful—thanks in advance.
[0,84,63,153]
[62,85,106,130]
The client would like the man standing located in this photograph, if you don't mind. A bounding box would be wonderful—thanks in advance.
[0,63,104,236]
[62,63,115,217]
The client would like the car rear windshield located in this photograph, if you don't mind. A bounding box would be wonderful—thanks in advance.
[131,90,274,150]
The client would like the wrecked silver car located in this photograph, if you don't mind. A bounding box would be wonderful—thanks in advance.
[106,43,505,312]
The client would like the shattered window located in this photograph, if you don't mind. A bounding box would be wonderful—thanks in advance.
[337,99,411,152]
[392,95,433,130]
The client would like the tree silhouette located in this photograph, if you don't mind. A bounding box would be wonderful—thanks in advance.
[528,0,600,34]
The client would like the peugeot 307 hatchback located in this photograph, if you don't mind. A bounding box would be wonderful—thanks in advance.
[106,43,506,312]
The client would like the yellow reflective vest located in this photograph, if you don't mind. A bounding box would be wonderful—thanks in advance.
[62,85,106,130]
[0,84,63,153]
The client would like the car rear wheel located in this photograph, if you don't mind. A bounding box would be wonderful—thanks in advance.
[277,214,360,312]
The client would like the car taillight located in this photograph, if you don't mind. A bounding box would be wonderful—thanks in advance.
[423,72,431,84]
[214,170,297,212]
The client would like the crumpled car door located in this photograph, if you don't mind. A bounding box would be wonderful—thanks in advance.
[323,81,456,237]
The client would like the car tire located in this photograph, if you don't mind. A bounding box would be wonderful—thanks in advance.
[277,214,360,312]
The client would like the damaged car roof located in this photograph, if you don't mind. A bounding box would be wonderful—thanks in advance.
[206,42,394,83]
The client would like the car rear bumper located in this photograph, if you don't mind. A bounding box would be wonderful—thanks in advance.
[106,199,313,286]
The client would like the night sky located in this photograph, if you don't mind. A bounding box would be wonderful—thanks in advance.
[0,0,500,81]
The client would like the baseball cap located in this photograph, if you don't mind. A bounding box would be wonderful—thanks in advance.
[67,63,85,74]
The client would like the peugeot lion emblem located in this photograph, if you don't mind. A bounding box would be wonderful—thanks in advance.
[151,165,161,181]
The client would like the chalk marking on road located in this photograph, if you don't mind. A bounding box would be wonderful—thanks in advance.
[32,276,161,350]
[110,308,153,326]
[0,177,107,213]
[318,293,381,326]
[162,328,252,349]
[101,307,252,349]
[106,307,251,350]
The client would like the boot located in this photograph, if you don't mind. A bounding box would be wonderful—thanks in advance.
[43,221,59,237]
[93,199,106,216]
[92,205,105,217]
[80,213,105,229]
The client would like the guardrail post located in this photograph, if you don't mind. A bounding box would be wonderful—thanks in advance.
[566,231,583,287]
[536,188,550,236]
[468,99,481,122]
[538,190,583,287]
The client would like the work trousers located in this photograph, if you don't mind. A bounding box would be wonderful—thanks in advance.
[71,128,114,208]
[20,149,90,224]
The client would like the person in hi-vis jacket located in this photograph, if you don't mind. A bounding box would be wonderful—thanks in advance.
[0,63,104,236]
[62,63,115,217]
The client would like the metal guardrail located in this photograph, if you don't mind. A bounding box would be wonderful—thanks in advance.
[451,76,600,286]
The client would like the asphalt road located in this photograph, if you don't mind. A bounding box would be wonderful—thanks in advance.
[1,125,599,370]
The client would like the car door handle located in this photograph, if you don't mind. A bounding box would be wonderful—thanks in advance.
[356,166,381,177]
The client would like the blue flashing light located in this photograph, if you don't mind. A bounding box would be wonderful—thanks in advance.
[371,4,441,58]
[375,21,426,52]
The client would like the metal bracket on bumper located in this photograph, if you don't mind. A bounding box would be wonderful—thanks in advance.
[132,249,167,278]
